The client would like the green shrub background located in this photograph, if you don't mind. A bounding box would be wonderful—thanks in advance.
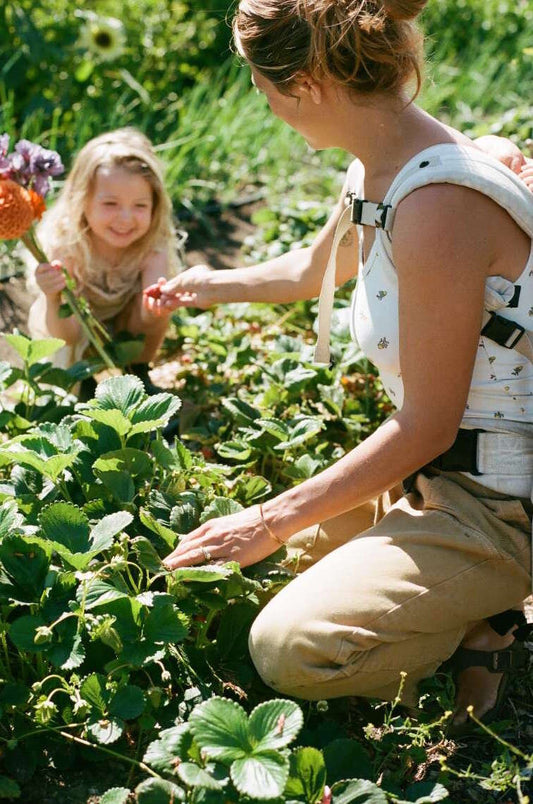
[1,0,532,208]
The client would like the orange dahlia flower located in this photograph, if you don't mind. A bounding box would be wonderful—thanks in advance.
[0,178,37,239]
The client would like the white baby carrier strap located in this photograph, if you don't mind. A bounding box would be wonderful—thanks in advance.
[314,143,533,365]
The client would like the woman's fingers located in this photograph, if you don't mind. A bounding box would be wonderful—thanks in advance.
[163,508,281,571]
[163,528,225,570]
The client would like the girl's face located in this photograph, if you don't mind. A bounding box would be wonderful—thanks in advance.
[84,165,153,257]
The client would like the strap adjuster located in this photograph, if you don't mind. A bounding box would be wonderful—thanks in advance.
[350,197,364,225]
[481,312,525,350]
[346,194,393,230]
[489,648,530,673]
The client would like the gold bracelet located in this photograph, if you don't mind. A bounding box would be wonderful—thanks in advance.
[258,503,285,546]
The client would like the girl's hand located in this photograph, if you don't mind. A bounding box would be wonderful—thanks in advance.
[35,260,66,298]
[142,277,176,317]
[163,506,283,571]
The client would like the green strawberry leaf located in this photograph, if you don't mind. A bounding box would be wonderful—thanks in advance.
[284,747,326,802]
[94,375,145,414]
[231,751,289,800]
[331,779,388,804]
[188,696,250,762]
[249,699,303,751]
[135,778,186,803]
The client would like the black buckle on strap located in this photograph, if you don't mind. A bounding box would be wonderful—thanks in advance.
[350,197,364,225]
[451,645,531,674]
[430,428,483,475]
[481,312,525,350]
[347,195,392,230]
[377,203,392,230]
[489,648,530,673]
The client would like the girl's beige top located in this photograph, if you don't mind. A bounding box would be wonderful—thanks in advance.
[27,215,180,368]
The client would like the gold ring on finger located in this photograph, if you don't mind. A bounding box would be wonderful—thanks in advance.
[200,546,212,563]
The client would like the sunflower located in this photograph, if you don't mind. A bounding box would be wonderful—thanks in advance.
[78,13,126,62]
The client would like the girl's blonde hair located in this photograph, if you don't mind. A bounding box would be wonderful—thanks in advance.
[234,0,428,98]
[39,127,180,286]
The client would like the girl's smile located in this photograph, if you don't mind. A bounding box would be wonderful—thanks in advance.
[84,165,153,259]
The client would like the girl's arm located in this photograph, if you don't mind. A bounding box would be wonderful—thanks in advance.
[144,177,358,313]
[34,260,82,344]
[163,182,528,569]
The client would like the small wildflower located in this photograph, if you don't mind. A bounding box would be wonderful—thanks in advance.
[78,13,126,62]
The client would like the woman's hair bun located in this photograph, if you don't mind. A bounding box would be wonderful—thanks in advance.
[381,0,428,20]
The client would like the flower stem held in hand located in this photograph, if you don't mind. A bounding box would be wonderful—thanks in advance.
[22,227,117,371]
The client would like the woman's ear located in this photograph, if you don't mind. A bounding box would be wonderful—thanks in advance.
[294,73,323,104]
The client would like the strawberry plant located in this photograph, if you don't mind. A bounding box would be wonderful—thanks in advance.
[0,337,295,795]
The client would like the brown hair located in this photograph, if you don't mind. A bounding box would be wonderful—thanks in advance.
[234,0,428,97]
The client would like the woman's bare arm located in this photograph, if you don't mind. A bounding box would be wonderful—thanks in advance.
[144,177,358,312]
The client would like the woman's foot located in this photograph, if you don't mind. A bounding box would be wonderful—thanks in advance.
[449,610,530,733]
[451,620,514,729]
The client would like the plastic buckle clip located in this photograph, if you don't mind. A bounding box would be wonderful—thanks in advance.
[491,648,529,673]
[377,203,392,230]
[350,197,364,225]
[481,312,525,350]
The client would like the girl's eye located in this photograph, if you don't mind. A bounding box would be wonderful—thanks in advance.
[103,202,116,207]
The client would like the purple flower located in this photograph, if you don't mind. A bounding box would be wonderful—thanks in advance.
[0,133,11,177]
[32,147,64,179]
[14,139,34,162]
[33,174,52,197]
[9,139,64,196]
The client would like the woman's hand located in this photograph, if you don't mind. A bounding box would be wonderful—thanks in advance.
[143,264,215,314]
[163,505,283,571]
[35,260,66,298]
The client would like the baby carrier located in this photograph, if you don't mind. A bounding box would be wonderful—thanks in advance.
[314,143,533,617]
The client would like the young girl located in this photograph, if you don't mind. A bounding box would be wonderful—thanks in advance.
[28,128,180,390]
[153,0,533,732]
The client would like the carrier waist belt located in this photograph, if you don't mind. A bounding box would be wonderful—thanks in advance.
[430,429,533,476]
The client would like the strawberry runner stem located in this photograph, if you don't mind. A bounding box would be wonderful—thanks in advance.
[22,226,118,371]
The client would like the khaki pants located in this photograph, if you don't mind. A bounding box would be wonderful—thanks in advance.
[249,470,531,706]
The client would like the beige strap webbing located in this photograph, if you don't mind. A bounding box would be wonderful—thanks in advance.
[314,205,353,364]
